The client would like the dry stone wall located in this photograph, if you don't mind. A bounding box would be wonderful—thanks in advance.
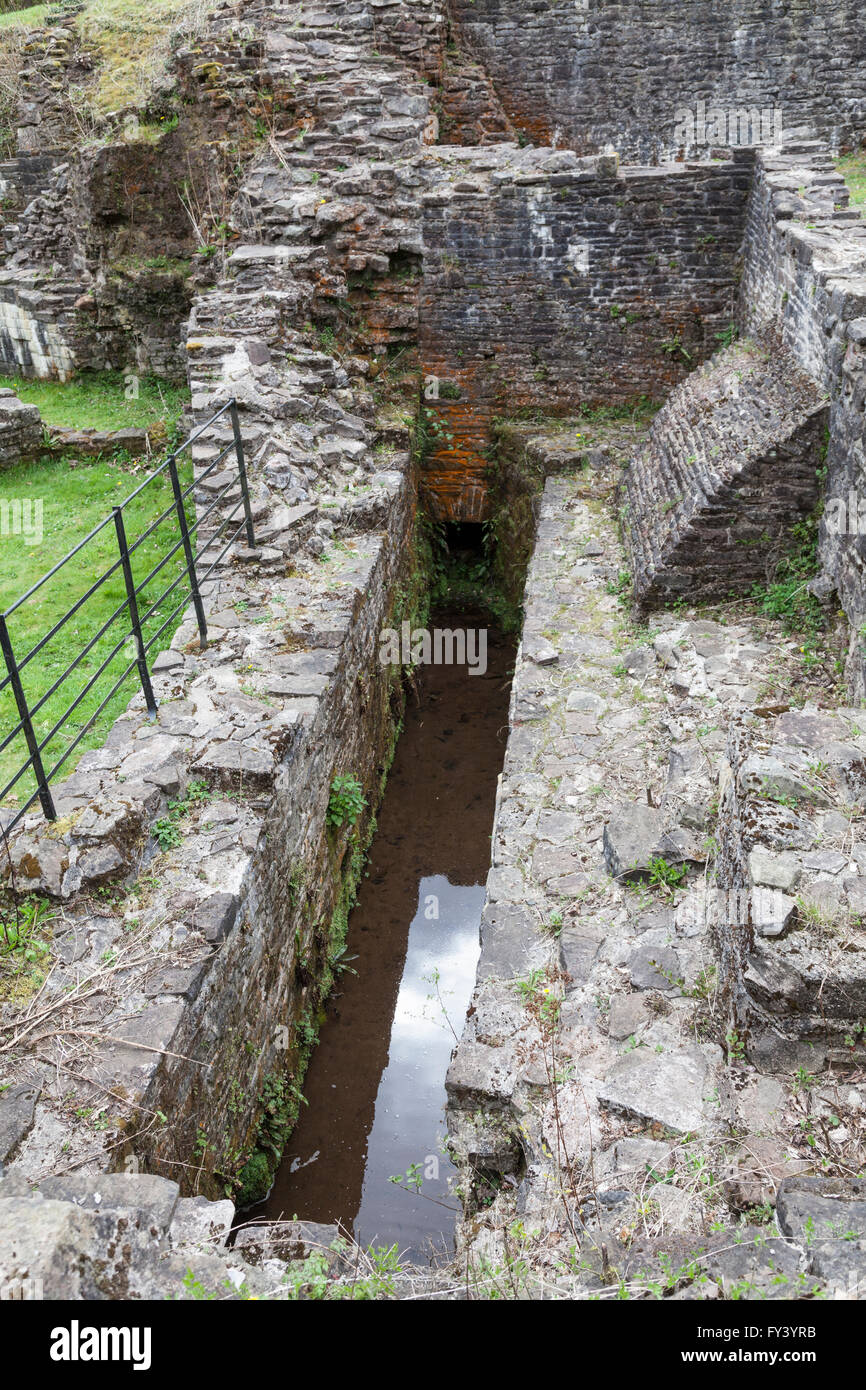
[14,11,97,158]
[0,388,42,466]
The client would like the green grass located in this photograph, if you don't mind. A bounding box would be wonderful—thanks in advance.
[0,447,194,814]
[0,1,208,112]
[0,5,50,30]
[0,370,187,433]
[837,151,866,209]
[77,0,199,112]
[0,893,57,1002]
[750,515,823,640]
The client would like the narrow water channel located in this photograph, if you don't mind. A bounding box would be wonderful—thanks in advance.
[256,610,515,1263]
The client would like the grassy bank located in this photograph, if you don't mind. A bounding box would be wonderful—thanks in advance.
[0,427,193,813]
[0,0,207,111]
[0,370,187,434]
[0,5,50,30]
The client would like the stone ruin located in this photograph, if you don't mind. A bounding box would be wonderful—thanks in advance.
[0,388,41,469]
[0,0,864,1302]
[625,333,829,609]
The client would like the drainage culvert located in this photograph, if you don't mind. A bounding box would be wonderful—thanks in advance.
[249,601,516,1262]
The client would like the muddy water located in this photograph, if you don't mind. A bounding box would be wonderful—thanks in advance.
[258,613,514,1262]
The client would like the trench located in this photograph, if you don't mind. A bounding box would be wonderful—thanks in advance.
[249,602,516,1262]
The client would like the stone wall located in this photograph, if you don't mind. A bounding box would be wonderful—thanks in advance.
[625,334,827,609]
[15,13,97,158]
[0,7,272,381]
[0,388,42,466]
[447,462,866,1294]
[139,500,417,1196]
[0,139,201,382]
[716,707,866,1070]
[738,143,866,694]
[447,0,866,161]
[419,147,751,520]
[0,0,435,1204]
[1,429,417,1201]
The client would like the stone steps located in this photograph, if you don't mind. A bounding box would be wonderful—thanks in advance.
[625,334,829,607]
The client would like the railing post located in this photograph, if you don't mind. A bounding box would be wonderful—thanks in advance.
[0,613,56,821]
[113,507,158,717]
[168,454,208,652]
[228,399,256,548]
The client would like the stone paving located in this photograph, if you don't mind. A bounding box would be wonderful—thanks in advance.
[446,464,866,1298]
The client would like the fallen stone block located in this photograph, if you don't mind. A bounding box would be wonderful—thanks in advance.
[170,1196,235,1251]
[233,1219,344,1271]
[776,1176,866,1293]
[35,1174,179,1237]
[192,892,239,944]
[0,1083,38,1164]
[603,805,697,879]
[597,1045,716,1134]
[445,1040,517,1108]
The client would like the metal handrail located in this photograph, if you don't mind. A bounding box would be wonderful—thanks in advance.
[0,399,255,832]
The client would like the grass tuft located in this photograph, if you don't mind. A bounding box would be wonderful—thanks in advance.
[838,149,866,209]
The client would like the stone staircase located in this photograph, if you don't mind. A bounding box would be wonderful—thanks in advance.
[624,334,829,609]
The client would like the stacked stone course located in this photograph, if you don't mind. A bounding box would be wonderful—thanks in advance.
[625,335,828,609]
[448,0,866,161]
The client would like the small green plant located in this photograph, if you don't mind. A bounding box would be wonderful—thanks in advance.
[0,894,56,960]
[177,1269,218,1301]
[605,570,632,601]
[389,1162,425,1193]
[661,335,692,361]
[153,816,182,850]
[650,959,686,992]
[760,778,798,808]
[152,778,211,851]
[792,1065,817,1094]
[327,775,367,829]
[715,322,739,350]
[647,856,688,892]
[688,965,717,1002]
[328,944,358,976]
[725,1028,746,1062]
[545,909,564,938]
[283,1243,402,1301]
[514,968,546,1003]
[750,515,823,638]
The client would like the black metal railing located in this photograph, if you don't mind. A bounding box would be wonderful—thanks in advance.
[0,399,255,832]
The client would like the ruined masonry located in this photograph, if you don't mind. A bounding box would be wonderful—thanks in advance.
[626,335,828,608]
[0,0,865,1300]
